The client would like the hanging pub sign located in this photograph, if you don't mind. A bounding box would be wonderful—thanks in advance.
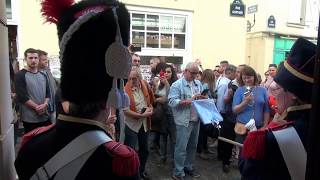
[230,0,245,17]
[268,15,276,28]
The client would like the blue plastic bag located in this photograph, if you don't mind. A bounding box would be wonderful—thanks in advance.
[192,99,223,125]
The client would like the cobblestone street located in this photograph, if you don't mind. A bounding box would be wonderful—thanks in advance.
[146,139,241,180]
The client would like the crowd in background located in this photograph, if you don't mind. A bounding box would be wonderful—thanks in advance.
[10,47,291,180]
[121,51,281,179]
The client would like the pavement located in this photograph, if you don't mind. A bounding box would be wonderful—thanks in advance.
[145,139,241,180]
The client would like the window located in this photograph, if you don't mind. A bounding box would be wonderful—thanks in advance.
[6,0,12,19]
[131,12,187,49]
[287,0,307,25]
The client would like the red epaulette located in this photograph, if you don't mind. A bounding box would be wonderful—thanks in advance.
[242,121,294,160]
[104,141,140,177]
[242,129,267,160]
[20,124,55,148]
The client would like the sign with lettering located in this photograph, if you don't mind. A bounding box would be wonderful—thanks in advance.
[248,5,258,14]
[230,0,245,17]
[268,15,276,28]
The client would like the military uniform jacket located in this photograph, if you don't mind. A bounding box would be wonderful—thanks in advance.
[239,109,310,180]
[15,118,140,180]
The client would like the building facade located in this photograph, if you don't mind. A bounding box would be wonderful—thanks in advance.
[10,0,320,75]
[245,0,319,74]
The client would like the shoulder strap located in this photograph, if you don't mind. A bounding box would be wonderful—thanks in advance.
[31,130,112,180]
[272,126,307,180]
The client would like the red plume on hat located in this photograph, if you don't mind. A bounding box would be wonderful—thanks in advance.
[41,0,75,24]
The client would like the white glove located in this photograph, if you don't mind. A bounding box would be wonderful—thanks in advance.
[245,118,257,132]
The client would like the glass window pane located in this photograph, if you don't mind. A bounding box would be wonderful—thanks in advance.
[6,0,12,19]
[174,17,186,33]
[160,16,173,32]
[174,34,185,49]
[160,34,172,48]
[147,15,159,31]
[132,13,145,30]
[146,33,159,48]
[132,31,145,48]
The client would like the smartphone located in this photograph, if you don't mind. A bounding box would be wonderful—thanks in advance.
[140,107,147,114]
[159,70,166,78]
[201,89,210,95]
[244,87,252,95]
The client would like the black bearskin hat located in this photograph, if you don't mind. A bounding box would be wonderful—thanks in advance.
[41,0,130,105]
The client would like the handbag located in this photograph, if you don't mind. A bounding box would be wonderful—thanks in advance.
[151,102,167,132]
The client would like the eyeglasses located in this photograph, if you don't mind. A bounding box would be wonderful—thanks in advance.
[129,77,138,80]
[165,71,172,73]
[187,70,199,75]
[133,59,140,63]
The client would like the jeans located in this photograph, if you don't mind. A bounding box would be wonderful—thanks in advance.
[159,113,176,161]
[124,125,149,174]
[173,121,200,177]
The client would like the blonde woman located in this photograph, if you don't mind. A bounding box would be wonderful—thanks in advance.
[197,69,217,159]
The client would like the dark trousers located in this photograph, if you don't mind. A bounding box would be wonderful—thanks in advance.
[159,113,176,160]
[197,122,218,153]
[124,125,149,174]
[23,120,52,134]
[197,122,208,153]
[218,114,236,165]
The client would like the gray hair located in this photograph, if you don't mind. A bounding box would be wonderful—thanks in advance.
[185,62,199,70]
[130,66,143,80]
[225,64,237,73]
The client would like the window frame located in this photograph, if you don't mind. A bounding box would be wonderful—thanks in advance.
[130,11,188,50]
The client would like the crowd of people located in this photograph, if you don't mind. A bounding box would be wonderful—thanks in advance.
[11,0,317,180]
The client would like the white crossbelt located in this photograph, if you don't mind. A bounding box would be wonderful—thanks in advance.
[272,126,307,180]
[31,130,112,180]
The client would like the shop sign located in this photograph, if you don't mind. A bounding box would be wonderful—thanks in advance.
[248,5,258,14]
[230,0,245,17]
[268,15,276,28]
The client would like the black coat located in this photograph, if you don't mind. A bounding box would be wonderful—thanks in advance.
[15,119,140,180]
[239,109,310,180]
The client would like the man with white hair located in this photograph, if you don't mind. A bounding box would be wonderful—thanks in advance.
[168,62,206,180]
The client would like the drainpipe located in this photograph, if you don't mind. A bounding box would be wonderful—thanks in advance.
[0,1,16,180]
[300,0,307,25]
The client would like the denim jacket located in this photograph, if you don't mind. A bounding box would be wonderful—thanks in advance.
[168,77,203,127]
